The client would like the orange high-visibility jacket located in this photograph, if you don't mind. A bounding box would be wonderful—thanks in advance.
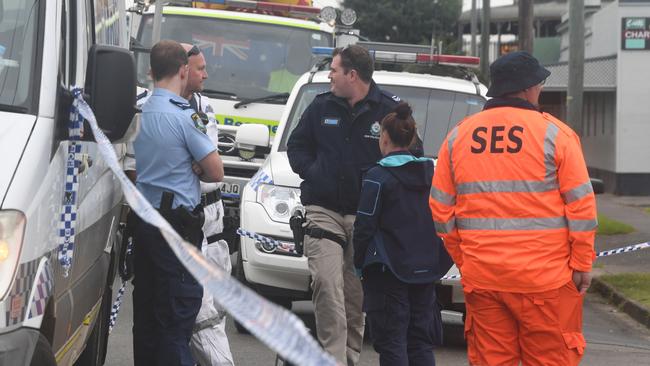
[429,102,597,293]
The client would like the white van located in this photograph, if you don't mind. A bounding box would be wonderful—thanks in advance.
[0,0,136,365]
[236,65,487,329]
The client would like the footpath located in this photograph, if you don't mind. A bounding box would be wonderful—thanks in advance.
[591,194,650,328]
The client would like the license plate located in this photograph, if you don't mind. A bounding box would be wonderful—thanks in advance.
[220,182,241,197]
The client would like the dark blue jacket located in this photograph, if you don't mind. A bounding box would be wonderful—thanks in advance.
[286,82,402,214]
[353,151,453,284]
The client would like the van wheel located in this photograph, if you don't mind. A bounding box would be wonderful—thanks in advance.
[74,284,112,366]
[30,333,57,366]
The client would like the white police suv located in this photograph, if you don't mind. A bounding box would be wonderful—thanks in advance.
[235,50,487,330]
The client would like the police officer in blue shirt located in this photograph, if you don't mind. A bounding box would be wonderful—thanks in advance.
[132,40,224,366]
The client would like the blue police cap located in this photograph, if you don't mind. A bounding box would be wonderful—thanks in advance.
[486,51,551,97]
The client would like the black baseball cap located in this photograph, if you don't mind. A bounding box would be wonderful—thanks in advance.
[486,51,551,97]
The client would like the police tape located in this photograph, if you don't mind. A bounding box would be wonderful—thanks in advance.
[109,282,127,333]
[73,90,338,366]
[237,228,297,254]
[596,242,650,257]
[56,88,85,277]
[109,237,132,333]
[236,228,650,281]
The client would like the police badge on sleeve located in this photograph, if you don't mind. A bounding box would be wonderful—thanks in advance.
[191,113,208,134]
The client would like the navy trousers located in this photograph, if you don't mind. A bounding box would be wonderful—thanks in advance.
[363,266,441,366]
[132,215,203,366]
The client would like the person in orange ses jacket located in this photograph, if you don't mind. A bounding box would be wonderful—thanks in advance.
[429,51,597,366]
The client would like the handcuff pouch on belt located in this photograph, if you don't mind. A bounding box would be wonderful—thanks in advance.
[160,191,205,247]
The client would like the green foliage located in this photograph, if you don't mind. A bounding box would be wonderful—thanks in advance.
[342,0,463,52]
[597,214,635,235]
[600,273,650,308]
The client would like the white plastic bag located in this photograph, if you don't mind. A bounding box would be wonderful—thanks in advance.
[190,239,234,366]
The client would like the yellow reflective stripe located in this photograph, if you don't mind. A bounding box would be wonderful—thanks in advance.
[457,180,558,194]
[561,181,593,204]
[164,8,322,30]
[435,218,456,234]
[55,300,101,362]
[568,218,598,232]
[430,186,455,206]
[457,217,567,231]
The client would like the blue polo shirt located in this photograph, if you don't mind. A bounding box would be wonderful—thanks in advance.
[134,88,216,209]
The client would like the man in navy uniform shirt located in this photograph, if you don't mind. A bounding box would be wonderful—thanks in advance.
[287,45,407,366]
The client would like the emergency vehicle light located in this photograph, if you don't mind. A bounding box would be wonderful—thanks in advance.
[310,47,481,68]
[416,54,480,67]
[193,0,321,16]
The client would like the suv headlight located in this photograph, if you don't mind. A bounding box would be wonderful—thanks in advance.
[257,184,302,223]
[0,210,26,300]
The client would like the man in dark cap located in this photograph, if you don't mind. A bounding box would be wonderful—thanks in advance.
[429,51,597,366]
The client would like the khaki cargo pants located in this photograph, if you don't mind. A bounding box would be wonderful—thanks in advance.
[304,205,364,366]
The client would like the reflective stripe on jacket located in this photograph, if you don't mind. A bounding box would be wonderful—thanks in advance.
[429,98,597,293]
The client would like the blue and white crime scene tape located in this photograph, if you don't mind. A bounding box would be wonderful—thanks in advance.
[56,89,85,277]
[109,237,132,333]
[73,89,338,366]
[236,228,650,281]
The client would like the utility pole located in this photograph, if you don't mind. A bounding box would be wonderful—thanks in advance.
[518,0,534,53]
[481,0,491,78]
[471,0,478,56]
[567,0,585,131]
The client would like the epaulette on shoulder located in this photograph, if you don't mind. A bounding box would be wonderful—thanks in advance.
[381,90,401,103]
[169,98,192,110]
[136,90,149,101]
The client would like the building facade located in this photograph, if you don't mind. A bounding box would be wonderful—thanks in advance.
[543,0,650,195]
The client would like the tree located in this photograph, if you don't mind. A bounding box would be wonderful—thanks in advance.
[342,0,463,51]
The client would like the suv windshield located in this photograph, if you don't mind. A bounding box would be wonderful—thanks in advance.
[0,0,40,113]
[137,14,332,100]
[278,83,486,157]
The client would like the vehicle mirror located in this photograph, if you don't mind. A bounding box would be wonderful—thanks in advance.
[591,178,605,195]
[235,123,270,155]
[83,44,137,142]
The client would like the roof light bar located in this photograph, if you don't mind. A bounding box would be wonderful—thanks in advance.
[310,47,480,68]
[416,54,480,67]
[193,0,321,16]
[371,50,417,63]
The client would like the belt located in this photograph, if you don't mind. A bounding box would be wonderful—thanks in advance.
[201,190,222,206]
[206,233,226,244]
[305,227,347,249]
